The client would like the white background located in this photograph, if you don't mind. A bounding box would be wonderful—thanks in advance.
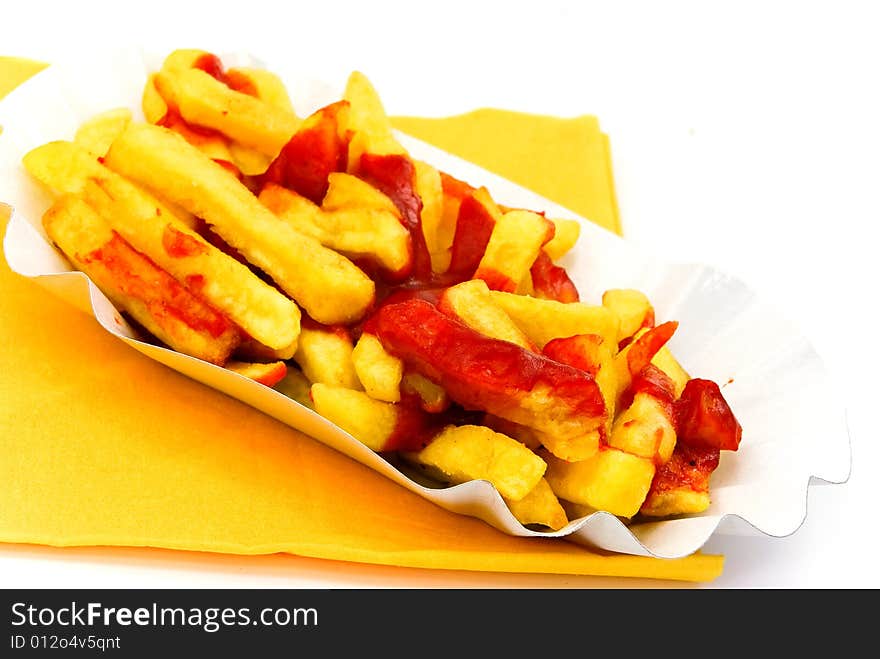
[1,0,878,588]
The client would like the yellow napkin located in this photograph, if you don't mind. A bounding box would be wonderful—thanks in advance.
[0,58,723,582]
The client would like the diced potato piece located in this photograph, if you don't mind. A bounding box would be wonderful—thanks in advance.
[609,393,677,464]
[473,210,553,292]
[311,384,398,451]
[652,346,690,398]
[489,291,619,349]
[559,499,600,521]
[504,478,568,531]
[344,70,406,165]
[42,196,239,365]
[405,425,546,501]
[274,368,314,409]
[542,447,655,518]
[602,289,655,342]
[23,141,299,350]
[543,218,581,261]
[322,172,399,215]
[438,279,534,351]
[400,372,449,413]
[225,360,287,387]
[641,489,711,517]
[352,333,403,403]
[260,183,410,274]
[104,123,375,325]
[294,325,360,389]
[74,108,132,158]
[153,67,300,156]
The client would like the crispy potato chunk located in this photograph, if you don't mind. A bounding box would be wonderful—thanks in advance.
[404,425,546,502]
[609,393,677,464]
[489,291,620,349]
[344,70,406,165]
[104,123,375,325]
[438,279,535,351]
[413,160,444,270]
[542,447,656,519]
[23,141,300,350]
[43,196,239,364]
[543,218,581,261]
[153,67,300,157]
[602,289,655,343]
[294,325,360,389]
[74,108,132,158]
[352,333,404,403]
[534,429,601,462]
[652,346,690,399]
[322,172,399,215]
[504,478,569,531]
[473,209,554,292]
[310,384,398,451]
[640,444,719,517]
[259,183,411,275]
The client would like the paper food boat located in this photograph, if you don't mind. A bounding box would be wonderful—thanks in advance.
[0,49,852,558]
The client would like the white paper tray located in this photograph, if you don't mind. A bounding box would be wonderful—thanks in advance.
[0,48,852,558]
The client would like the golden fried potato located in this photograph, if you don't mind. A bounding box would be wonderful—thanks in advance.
[294,325,360,389]
[404,425,546,502]
[321,172,399,215]
[153,67,300,157]
[352,333,403,403]
[473,209,553,292]
[24,140,300,350]
[488,291,620,349]
[344,70,406,166]
[504,478,568,531]
[602,289,654,342]
[400,372,449,413]
[310,383,398,451]
[543,218,581,261]
[104,123,375,325]
[274,367,314,409]
[259,183,411,274]
[541,447,655,519]
[74,108,132,158]
[43,196,240,365]
[438,279,535,351]
[413,160,444,270]
[609,393,677,464]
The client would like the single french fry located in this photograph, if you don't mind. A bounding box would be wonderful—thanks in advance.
[352,333,403,403]
[543,218,581,261]
[322,172,399,215]
[541,447,656,519]
[400,372,450,413]
[42,196,240,365]
[104,123,375,325]
[74,108,132,158]
[489,290,620,349]
[344,70,406,166]
[404,424,547,502]
[154,67,300,157]
[504,478,569,531]
[473,209,554,292]
[294,325,360,390]
[413,160,444,270]
[438,279,535,351]
[259,183,411,275]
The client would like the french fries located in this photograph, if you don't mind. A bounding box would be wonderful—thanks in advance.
[23,49,744,533]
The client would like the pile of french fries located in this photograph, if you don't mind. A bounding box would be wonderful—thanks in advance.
[24,49,743,531]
